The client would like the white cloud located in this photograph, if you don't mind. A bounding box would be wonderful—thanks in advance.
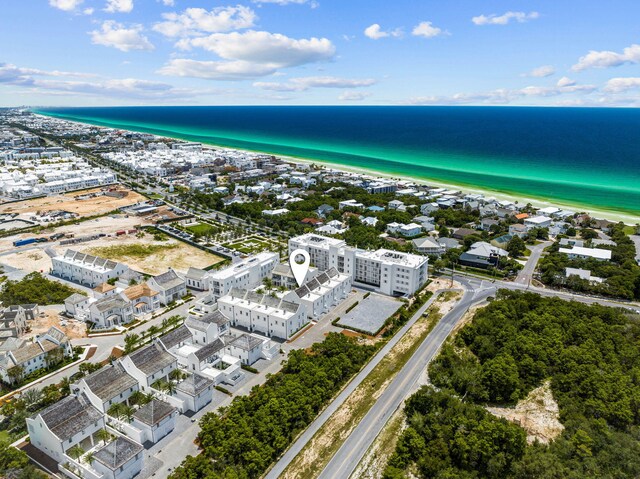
[157,59,280,80]
[83,7,94,15]
[49,0,84,11]
[411,21,446,39]
[406,80,597,106]
[160,0,175,5]
[254,76,376,91]
[603,77,640,92]
[252,0,318,6]
[339,91,371,101]
[0,62,206,100]
[572,44,640,71]
[104,0,133,13]
[525,65,555,78]
[153,6,256,38]
[472,11,539,26]
[90,21,154,52]
[556,76,576,87]
[175,30,335,73]
[364,24,402,40]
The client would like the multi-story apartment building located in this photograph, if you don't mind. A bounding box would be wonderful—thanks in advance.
[207,252,279,298]
[217,288,307,340]
[289,234,429,296]
[51,250,129,288]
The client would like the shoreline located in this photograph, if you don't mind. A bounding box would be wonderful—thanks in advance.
[34,112,640,224]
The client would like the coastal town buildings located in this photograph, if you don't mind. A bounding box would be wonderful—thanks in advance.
[289,234,429,296]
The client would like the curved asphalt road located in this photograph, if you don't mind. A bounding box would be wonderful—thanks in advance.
[317,278,492,479]
[264,288,454,479]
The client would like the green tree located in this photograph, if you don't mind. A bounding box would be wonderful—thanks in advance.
[506,235,526,258]
[67,445,85,461]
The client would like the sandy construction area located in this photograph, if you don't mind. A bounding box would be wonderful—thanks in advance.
[0,186,145,218]
[28,309,87,339]
[0,215,223,275]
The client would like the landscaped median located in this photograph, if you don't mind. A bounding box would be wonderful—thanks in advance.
[277,290,461,479]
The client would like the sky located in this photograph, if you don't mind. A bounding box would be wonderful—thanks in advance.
[0,0,639,106]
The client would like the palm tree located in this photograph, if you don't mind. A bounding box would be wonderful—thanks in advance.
[67,445,85,461]
[147,325,160,340]
[123,333,139,354]
[128,390,145,407]
[59,376,71,395]
[20,388,42,411]
[123,406,134,422]
[169,369,185,382]
[84,452,94,465]
[107,402,126,420]
[96,428,112,445]
[7,365,24,385]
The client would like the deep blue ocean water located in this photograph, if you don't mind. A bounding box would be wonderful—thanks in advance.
[36,106,640,216]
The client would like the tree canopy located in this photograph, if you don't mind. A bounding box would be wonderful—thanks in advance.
[387,290,640,478]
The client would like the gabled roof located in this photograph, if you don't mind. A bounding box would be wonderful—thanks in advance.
[126,343,176,375]
[185,311,230,332]
[37,394,103,442]
[175,373,213,396]
[44,326,67,344]
[65,293,88,305]
[132,399,176,426]
[123,282,158,301]
[94,282,117,294]
[151,269,184,290]
[11,342,44,364]
[82,363,137,401]
[92,294,129,313]
[186,267,208,280]
[158,325,192,350]
[93,436,143,471]
[193,338,225,361]
[229,334,263,351]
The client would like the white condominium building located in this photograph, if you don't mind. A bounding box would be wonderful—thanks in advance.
[217,288,307,340]
[286,267,352,319]
[51,249,129,288]
[207,252,279,298]
[289,234,428,296]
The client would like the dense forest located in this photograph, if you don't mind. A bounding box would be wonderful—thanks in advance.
[170,333,375,479]
[539,223,640,300]
[385,290,640,478]
[0,272,82,305]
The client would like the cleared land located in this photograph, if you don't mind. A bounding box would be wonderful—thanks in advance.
[487,380,564,445]
[0,186,145,218]
[0,215,224,275]
[28,309,87,339]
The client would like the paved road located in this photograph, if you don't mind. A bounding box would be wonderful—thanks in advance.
[514,240,552,286]
[264,290,447,479]
[317,278,492,479]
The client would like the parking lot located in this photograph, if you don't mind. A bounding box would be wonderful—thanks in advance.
[336,293,402,335]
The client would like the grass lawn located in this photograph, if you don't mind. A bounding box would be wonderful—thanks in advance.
[622,225,637,235]
[88,243,179,259]
[185,223,216,235]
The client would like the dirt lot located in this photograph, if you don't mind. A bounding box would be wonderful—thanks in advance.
[0,186,145,218]
[0,215,223,275]
[28,309,87,339]
[487,380,564,444]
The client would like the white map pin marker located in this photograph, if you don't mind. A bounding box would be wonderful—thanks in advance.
[289,249,310,287]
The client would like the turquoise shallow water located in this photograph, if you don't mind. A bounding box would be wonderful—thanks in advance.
[35,106,640,217]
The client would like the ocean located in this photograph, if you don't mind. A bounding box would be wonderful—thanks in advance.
[35,106,640,217]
